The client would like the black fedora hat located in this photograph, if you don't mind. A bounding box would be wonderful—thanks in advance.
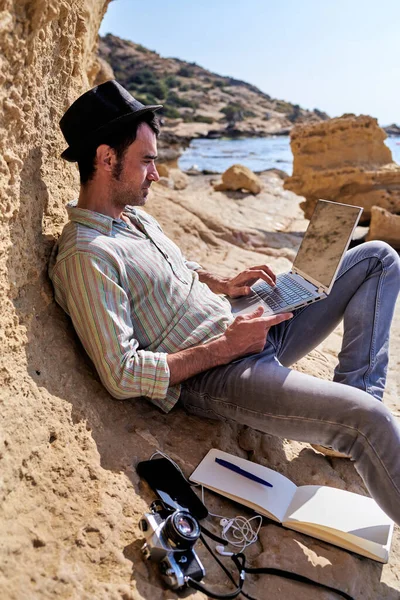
[60,80,162,162]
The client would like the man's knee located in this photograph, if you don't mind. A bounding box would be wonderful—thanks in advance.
[363,240,400,270]
[346,394,396,450]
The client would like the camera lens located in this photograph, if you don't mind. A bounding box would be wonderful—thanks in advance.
[163,510,201,549]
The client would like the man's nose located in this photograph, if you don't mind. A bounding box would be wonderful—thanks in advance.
[148,164,160,182]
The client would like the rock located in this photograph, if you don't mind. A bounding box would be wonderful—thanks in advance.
[284,115,400,222]
[157,130,191,165]
[93,57,115,85]
[366,206,400,248]
[156,177,173,189]
[156,163,170,178]
[384,123,400,136]
[156,166,188,190]
[206,130,223,139]
[170,168,189,190]
[214,164,263,194]
[185,166,202,175]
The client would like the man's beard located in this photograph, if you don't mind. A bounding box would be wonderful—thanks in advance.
[111,156,148,208]
[111,186,147,209]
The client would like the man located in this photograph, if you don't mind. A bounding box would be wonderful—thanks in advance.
[50,80,400,525]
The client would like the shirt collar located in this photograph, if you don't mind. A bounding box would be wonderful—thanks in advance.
[66,200,139,236]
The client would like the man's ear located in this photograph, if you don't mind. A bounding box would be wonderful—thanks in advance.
[96,144,116,173]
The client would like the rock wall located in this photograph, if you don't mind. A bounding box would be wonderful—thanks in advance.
[284,115,400,222]
[0,0,108,381]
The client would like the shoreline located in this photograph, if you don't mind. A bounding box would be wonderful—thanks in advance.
[177,134,400,175]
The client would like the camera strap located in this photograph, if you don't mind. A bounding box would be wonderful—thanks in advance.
[237,558,355,600]
[187,529,355,600]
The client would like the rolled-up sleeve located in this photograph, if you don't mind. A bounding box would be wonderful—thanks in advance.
[54,251,173,407]
[184,259,203,271]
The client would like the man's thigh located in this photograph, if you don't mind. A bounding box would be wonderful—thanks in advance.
[179,346,384,452]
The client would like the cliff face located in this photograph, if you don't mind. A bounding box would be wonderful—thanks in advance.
[284,115,400,222]
[0,0,108,375]
[0,4,399,599]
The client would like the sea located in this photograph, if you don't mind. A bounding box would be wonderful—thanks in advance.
[178,136,400,176]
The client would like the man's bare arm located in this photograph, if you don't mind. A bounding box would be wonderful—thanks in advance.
[167,307,292,386]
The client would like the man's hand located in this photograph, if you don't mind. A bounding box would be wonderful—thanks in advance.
[197,265,277,298]
[167,306,293,386]
[215,306,293,362]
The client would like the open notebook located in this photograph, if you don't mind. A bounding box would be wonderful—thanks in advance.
[190,449,394,563]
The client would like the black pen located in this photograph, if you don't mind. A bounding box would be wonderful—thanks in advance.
[215,457,273,488]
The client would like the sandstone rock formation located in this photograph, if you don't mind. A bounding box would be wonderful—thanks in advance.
[367,206,400,249]
[154,165,188,190]
[284,115,400,222]
[169,168,189,190]
[0,3,399,599]
[214,164,262,194]
[155,163,170,178]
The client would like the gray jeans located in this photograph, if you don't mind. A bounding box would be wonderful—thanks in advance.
[180,241,400,524]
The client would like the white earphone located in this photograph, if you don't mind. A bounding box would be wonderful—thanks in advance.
[215,544,234,556]
[220,518,234,535]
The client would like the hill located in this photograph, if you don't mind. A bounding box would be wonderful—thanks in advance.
[98,33,329,140]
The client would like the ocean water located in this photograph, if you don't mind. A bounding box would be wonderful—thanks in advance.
[178,135,400,175]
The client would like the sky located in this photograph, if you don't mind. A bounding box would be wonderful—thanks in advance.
[100,0,400,126]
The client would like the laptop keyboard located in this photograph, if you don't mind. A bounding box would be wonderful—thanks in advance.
[252,273,316,311]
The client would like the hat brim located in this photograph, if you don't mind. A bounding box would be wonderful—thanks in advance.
[61,104,163,162]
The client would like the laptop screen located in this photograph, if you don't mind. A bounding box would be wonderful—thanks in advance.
[293,200,362,289]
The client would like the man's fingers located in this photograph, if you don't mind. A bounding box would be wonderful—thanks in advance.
[242,306,265,319]
[248,264,277,284]
[247,312,293,326]
[241,309,293,323]
[263,312,293,326]
[235,268,275,288]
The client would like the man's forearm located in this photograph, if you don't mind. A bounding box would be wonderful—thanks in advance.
[166,307,292,386]
[196,269,226,295]
[167,336,231,386]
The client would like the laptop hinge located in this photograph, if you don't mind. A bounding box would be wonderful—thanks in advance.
[291,267,328,296]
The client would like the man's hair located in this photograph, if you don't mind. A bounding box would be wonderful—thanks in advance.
[77,112,160,185]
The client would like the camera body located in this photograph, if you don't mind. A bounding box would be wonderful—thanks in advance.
[140,501,205,589]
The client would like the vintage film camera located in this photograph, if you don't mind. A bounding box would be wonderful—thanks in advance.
[140,500,205,590]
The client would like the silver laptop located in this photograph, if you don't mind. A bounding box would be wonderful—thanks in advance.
[230,199,363,316]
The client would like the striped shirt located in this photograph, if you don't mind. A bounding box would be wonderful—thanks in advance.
[49,201,234,412]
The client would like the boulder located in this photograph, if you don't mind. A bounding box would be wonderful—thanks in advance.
[156,176,173,189]
[156,163,170,178]
[170,167,189,190]
[284,115,400,222]
[366,206,400,248]
[214,164,262,194]
[156,166,188,190]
